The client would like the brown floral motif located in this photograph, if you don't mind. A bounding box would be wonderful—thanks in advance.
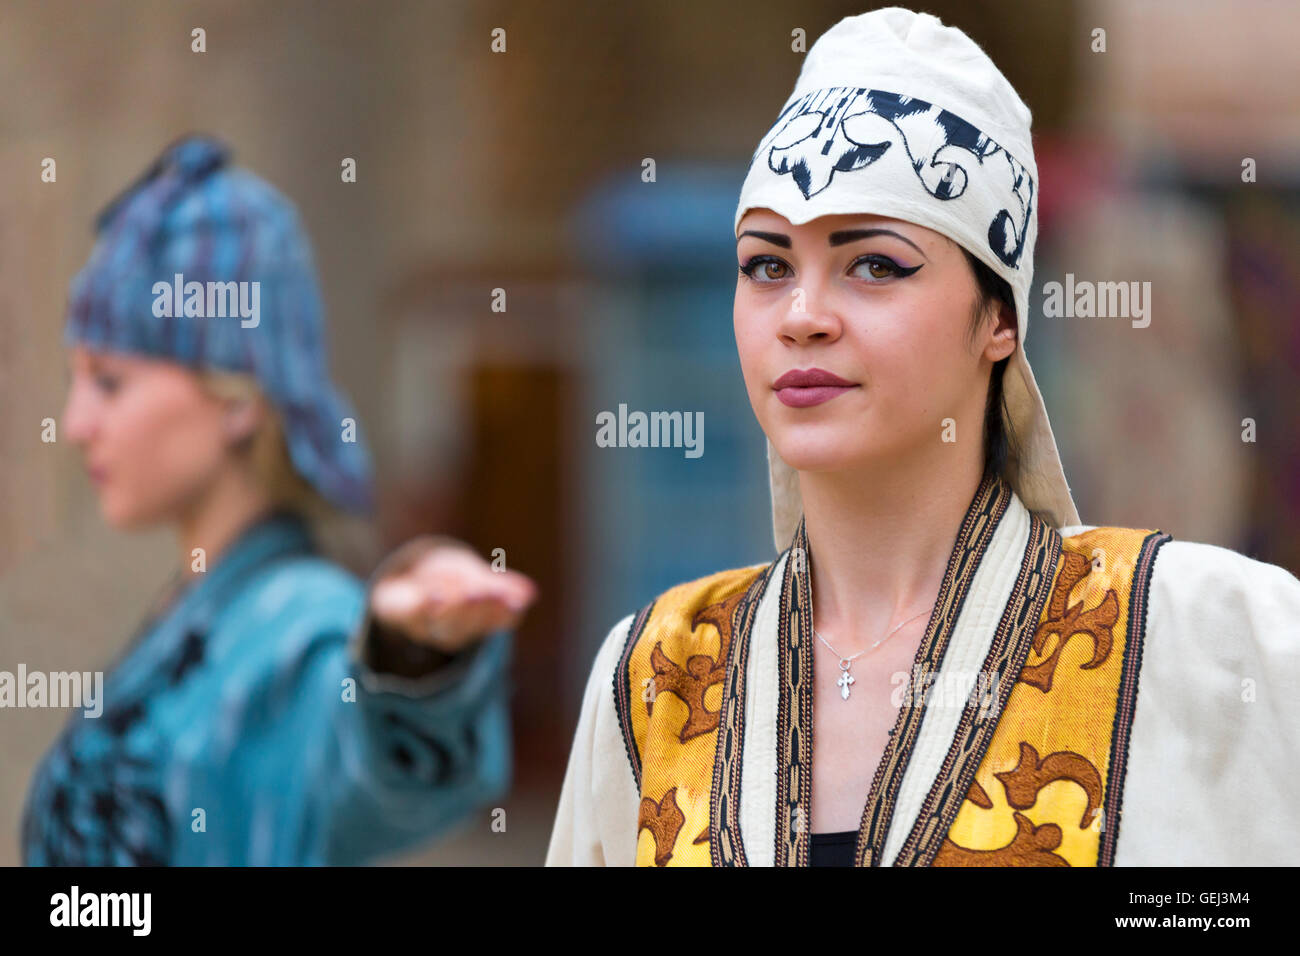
[638,787,685,867]
[646,590,746,742]
[966,778,994,810]
[1020,549,1119,692]
[994,741,1103,829]
[934,812,1070,867]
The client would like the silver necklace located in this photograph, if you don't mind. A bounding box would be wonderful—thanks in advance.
[813,605,933,701]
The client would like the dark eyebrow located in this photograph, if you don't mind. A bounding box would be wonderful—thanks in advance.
[828,228,928,260]
[737,230,791,249]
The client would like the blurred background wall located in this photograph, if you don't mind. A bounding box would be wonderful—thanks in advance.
[1,0,1296,865]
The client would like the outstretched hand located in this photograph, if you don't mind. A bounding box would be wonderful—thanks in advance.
[369,541,538,655]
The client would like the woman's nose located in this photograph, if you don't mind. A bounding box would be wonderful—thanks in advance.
[778,288,842,345]
[61,382,96,446]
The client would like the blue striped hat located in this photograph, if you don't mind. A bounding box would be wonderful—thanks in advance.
[64,135,375,515]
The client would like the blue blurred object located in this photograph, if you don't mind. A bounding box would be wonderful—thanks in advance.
[570,164,773,637]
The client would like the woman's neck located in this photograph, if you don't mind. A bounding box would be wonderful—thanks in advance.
[799,441,985,654]
[175,467,277,579]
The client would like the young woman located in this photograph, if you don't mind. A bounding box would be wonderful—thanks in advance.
[547,8,1300,866]
[23,136,536,865]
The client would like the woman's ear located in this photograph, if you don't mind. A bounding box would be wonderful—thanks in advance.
[221,396,266,448]
[983,300,1018,363]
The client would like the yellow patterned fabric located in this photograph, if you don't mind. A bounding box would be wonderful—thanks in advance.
[620,523,1163,867]
[937,527,1157,866]
[620,566,765,867]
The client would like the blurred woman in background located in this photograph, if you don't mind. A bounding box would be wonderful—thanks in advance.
[23,135,536,865]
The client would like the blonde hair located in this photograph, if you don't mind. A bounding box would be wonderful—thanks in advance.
[197,370,380,574]
[198,370,335,522]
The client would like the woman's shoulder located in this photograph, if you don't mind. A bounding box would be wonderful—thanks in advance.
[593,560,775,668]
[643,561,774,616]
[1060,522,1300,597]
[243,553,364,610]
[1080,531,1300,864]
[576,559,776,736]
[1142,538,1300,657]
[1145,537,1299,590]
[637,560,771,626]
[1060,524,1299,670]
[208,554,366,654]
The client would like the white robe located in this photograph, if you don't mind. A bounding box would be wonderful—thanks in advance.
[546,491,1300,866]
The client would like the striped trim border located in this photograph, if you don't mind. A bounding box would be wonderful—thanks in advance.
[1098,530,1172,866]
[852,473,1013,866]
[893,513,1063,866]
[773,523,817,866]
[709,559,780,867]
[613,600,657,791]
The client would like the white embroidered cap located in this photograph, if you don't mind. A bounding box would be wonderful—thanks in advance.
[734,6,1081,551]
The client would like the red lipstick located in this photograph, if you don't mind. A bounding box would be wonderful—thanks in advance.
[773,368,859,408]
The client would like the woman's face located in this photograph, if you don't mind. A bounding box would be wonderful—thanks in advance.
[734,209,1015,475]
[62,346,242,529]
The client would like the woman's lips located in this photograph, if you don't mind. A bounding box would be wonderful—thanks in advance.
[776,386,856,407]
[773,368,859,408]
[87,465,108,486]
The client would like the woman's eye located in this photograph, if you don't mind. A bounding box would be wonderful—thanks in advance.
[94,375,120,394]
[739,257,791,282]
[850,255,921,281]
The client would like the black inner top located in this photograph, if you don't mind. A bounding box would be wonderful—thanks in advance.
[809,830,857,867]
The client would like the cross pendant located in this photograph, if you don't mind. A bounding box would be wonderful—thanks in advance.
[837,663,856,701]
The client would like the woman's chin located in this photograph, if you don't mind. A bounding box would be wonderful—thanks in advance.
[767,436,869,473]
[98,494,158,532]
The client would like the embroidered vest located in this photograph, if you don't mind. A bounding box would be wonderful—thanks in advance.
[615,475,1171,866]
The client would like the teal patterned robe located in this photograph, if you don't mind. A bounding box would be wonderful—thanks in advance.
[21,513,511,865]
